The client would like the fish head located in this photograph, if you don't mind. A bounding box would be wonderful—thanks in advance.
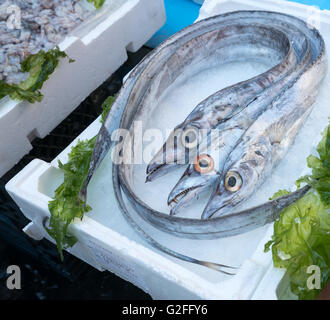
[168,154,220,215]
[201,141,271,219]
[145,89,244,182]
[146,123,204,182]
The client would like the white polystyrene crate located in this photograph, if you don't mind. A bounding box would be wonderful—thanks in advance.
[0,0,165,177]
[5,0,330,300]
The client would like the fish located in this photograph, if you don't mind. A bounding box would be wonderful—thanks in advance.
[167,10,327,216]
[167,128,239,216]
[167,37,311,215]
[80,11,327,273]
[145,23,300,182]
[202,71,326,220]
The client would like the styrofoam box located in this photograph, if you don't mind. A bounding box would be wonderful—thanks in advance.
[5,0,330,299]
[0,0,165,177]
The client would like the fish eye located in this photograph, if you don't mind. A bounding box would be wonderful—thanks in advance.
[194,154,214,174]
[224,171,242,192]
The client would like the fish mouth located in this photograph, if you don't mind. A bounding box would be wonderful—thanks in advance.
[167,185,201,215]
[201,204,226,220]
[201,194,233,220]
[168,186,199,206]
[146,162,179,182]
[145,163,165,182]
[167,168,220,216]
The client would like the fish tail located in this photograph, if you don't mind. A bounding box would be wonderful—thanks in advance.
[113,164,238,275]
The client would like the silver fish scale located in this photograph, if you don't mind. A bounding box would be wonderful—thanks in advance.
[80,11,327,273]
[145,18,310,182]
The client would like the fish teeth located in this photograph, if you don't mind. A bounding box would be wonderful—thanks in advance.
[169,187,197,207]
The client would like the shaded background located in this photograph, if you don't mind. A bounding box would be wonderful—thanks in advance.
[0,0,328,300]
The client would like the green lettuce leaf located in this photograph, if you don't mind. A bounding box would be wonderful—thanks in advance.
[47,96,115,260]
[0,46,70,103]
[265,123,330,300]
[100,94,116,123]
[87,0,105,9]
[47,137,96,260]
[269,189,291,200]
[0,81,43,103]
[296,125,330,205]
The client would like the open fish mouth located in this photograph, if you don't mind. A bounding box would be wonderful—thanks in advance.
[146,162,181,182]
[167,186,200,208]
[201,203,228,220]
[145,163,166,182]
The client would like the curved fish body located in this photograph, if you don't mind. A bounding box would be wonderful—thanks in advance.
[146,24,300,181]
[167,40,312,215]
[167,11,327,216]
[202,63,327,219]
[80,11,327,273]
